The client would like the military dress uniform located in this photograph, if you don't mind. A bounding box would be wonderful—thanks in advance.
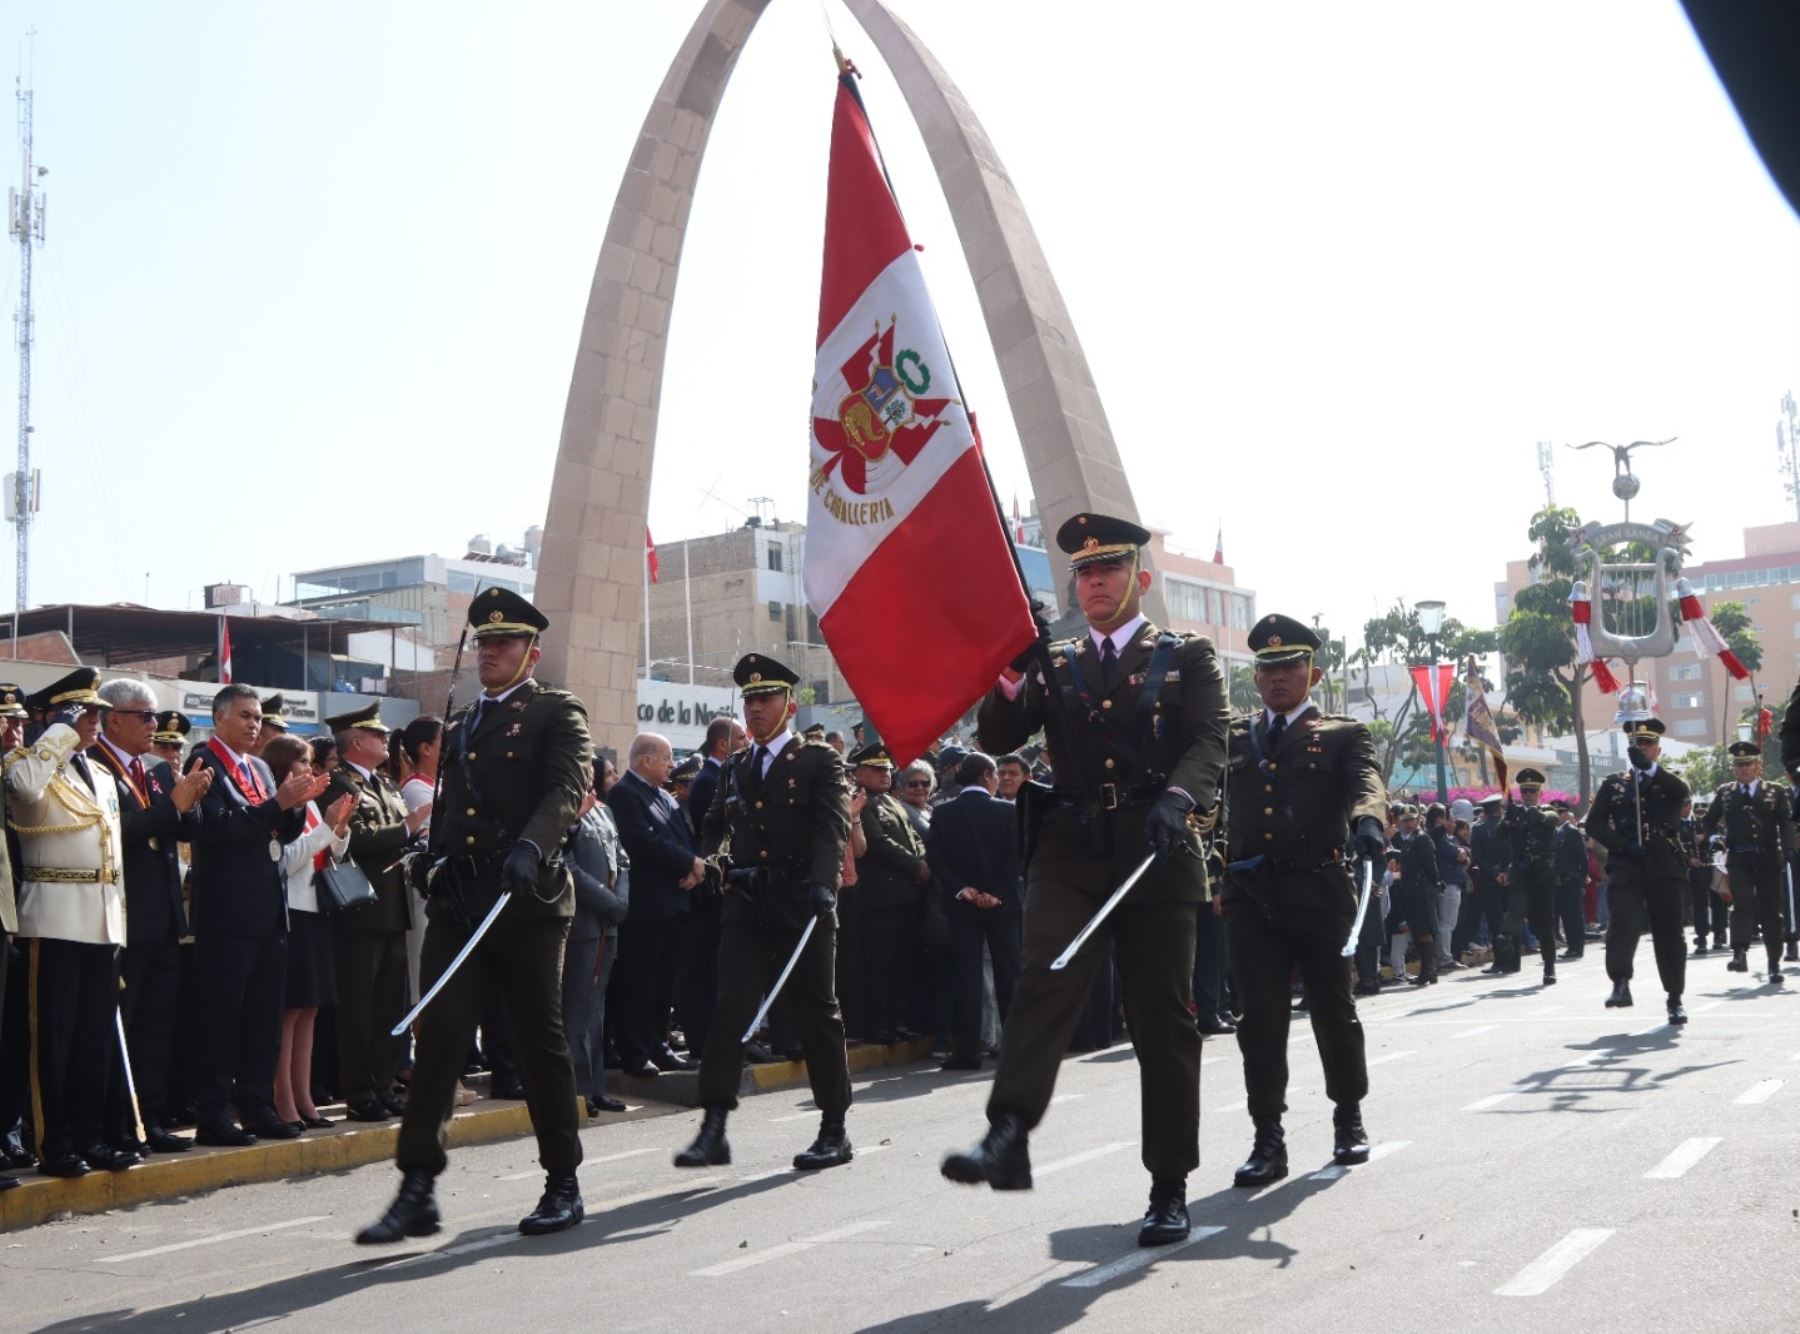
[1700,742,1794,979]
[1496,769,1561,983]
[360,588,593,1244]
[1585,718,1690,1019]
[1221,615,1387,1185]
[674,654,854,1172]
[320,703,418,1117]
[942,514,1227,1247]
[847,746,926,1044]
[1393,813,1443,983]
[3,668,133,1176]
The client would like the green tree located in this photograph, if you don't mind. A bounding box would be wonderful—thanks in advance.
[1679,740,1729,795]
[1353,602,1495,783]
[1228,665,1260,715]
[1500,505,1598,803]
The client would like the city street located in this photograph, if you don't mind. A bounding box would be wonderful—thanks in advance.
[2,949,1794,1333]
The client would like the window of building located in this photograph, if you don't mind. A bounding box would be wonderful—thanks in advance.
[766,546,782,572]
[809,679,830,704]
[1672,719,1707,738]
[768,601,782,623]
[1672,692,1703,710]
[1668,662,1701,681]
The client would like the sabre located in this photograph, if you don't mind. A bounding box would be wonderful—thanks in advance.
[1341,858,1375,958]
[1788,863,1797,943]
[1050,852,1157,972]
[115,1007,145,1145]
[740,915,818,1043]
[391,891,511,1037]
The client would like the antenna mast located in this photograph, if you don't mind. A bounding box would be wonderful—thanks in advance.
[6,29,45,613]
[1536,440,1556,507]
[1778,390,1800,523]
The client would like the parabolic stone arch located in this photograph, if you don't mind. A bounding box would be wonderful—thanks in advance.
[535,0,1153,760]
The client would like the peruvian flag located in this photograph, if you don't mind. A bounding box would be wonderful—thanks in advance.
[645,526,660,585]
[1409,662,1456,744]
[805,70,1034,765]
[218,617,233,685]
[1012,494,1025,544]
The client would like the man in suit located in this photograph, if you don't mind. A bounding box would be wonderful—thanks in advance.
[680,715,745,1060]
[5,668,135,1176]
[90,678,210,1155]
[358,587,593,1243]
[673,653,853,1173]
[187,683,324,1145]
[1220,614,1388,1187]
[564,760,629,1116]
[926,751,1020,1071]
[321,701,430,1121]
[943,513,1228,1249]
[607,731,702,1076]
[849,742,929,1045]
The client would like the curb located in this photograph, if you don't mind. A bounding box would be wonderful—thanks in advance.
[607,1036,940,1106]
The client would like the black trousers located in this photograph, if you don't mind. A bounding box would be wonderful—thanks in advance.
[1451,883,1484,957]
[561,929,606,1099]
[0,937,28,1150]
[1480,876,1506,947]
[853,900,917,1041]
[1192,900,1227,1021]
[1557,878,1588,956]
[614,916,686,1064]
[1224,869,1368,1122]
[949,902,1019,1060]
[1689,869,1727,944]
[106,935,183,1140]
[1726,855,1786,958]
[1502,877,1557,968]
[696,901,849,1116]
[677,891,721,1055]
[28,938,119,1161]
[195,931,286,1126]
[1605,871,1687,995]
[336,928,409,1105]
[397,908,579,1177]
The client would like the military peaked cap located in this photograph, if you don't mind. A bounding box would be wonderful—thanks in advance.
[0,682,28,719]
[468,586,550,640]
[1728,741,1761,759]
[1624,718,1667,742]
[260,693,289,731]
[850,742,895,769]
[27,666,110,713]
[733,653,798,697]
[327,700,391,734]
[1056,512,1151,570]
[152,710,191,744]
[1516,767,1547,787]
[1248,613,1321,665]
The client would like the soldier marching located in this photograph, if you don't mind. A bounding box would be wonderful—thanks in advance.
[1700,740,1793,981]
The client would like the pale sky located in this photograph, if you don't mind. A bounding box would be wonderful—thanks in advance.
[3,0,1796,653]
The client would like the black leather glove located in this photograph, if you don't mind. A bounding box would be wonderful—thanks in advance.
[807,882,837,917]
[1008,600,1054,672]
[1614,841,1647,864]
[499,842,542,896]
[407,852,435,895]
[1627,745,1652,772]
[54,702,89,730]
[1146,792,1193,859]
[1353,816,1387,863]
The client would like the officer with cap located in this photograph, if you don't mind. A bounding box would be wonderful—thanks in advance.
[846,739,928,1044]
[942,512,1227,1249]
[1391,804,1443,984]
[1219,613,1387,1187]
[1552,798,1592,961]
[1495,768,1561,984]
[149,711,191,769]
[250,694,288,758]
[1700,740,1793,980]
[0,682,28,754]
[1470,794,1508,969]
[674,652,853,1172]
[358,587,593,1243]
[1585,718,1691,1020]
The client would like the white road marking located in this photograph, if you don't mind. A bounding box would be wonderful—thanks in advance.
[770,1110,821,1123]
[1309,1140,1411,1180]
[1495,1228,1614,1296]
[690,1220,890,1277]
[508,1143,663,1178]
[1366,1050,1417,1068]
[1453,1025,1499,1039]
[1036,1142,1134,1177]
[1688,1000,1725,1016]
[1049,1093,1085,1106]
[1734,1079,1784,1106]
[1464,1091,1519,1112]
[1644,1137,1722,1179]
[1061,1227,1226,1287]
[1210,1099,1247,1115]
[856,1143,890,1157]
[100,1216,330,1264]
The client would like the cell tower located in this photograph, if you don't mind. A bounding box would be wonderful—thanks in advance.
[5,31,45,613]
[1778,390,1800,523]
[1536,440,1555,506]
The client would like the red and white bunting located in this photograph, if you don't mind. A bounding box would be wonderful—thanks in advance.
[1566,582,1621,694]
[1675,578,1750,680]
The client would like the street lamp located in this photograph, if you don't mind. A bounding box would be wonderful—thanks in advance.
[1416,600,1450,804]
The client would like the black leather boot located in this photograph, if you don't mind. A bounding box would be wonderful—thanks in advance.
[1137,1176,1190,1246]
[519,1168,584,1235]
[793,1116,853,1170]
[355,1170,440,1244]
[1728,947,1749,973]
[673,1108,730,1167]
[1332,1103,1370,1165]
[1604,979,1633,1008]
[1785,941,1798,963]
[1542,954,1557,986]
[1666,994,1688,1025]
[941,1113,1032,1190]
[1233,1117,1287,1187]
[1767,951,1784,982]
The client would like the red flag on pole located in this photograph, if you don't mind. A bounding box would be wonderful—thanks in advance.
[218,617,233,685]
[1212,524,1223,564]
[1012,494,1025,545]
[1408,662,1456,744]
[645,527,660,585]
[805,69,1034,765]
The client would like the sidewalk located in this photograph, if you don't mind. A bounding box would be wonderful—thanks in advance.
[0,1035,938,1232]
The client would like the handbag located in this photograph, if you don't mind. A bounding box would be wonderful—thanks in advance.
[315,854,378,915]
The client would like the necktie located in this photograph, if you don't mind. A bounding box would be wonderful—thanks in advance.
[1267,713,1288,747]
[70,752,95,793]
[753,745,769,778]
[239,760,264,801]
[1742,784,1751,798]
[469,698,489,736]
[129,758,148,801]
[1100,636,1118,685]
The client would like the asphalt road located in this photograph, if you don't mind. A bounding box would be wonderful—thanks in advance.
[3,948,1796,1333]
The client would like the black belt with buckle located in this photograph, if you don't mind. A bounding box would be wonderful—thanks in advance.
[1053,782,1165,812]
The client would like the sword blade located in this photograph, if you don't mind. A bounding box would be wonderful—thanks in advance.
[391,891,512,1037]
[1342,858,1375,957]
[1050,852,1157,972]
[115,1007,144,1143]
[741,915,819,1044]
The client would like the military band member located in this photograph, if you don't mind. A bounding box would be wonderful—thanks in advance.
[941,513,1227,1248]
[4,668,134,1176]
[1585,718,1690,1022]
[674,653,854,1171]
[1496,768,1561,985]
[1220,615,1386,1186]
[358,587,593,1244]
[1700,741,1792,981]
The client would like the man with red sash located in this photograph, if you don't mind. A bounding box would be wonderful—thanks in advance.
[90,678,211,1155]
[186,683,328,1145]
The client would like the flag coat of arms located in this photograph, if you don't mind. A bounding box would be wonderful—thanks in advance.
[805,71,1034,764]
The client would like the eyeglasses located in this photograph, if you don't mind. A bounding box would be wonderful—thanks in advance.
[904,779,932,789]
[120,711,158,724]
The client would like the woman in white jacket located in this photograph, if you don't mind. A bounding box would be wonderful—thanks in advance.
[264,735,353,1132]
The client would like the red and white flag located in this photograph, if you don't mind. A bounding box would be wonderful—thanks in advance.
[806,71,1034,765]
[645,526,660,585]
[218,617,233,685]
[1408,662,1456,744]
[1012,494,1025,544]
[1212,524,1224,565]
[1675,577,1749,680]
